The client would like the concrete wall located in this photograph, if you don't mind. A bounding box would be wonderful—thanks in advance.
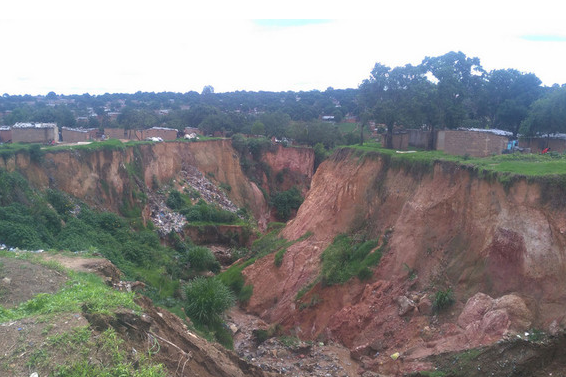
[408,129,432,149]
[436,130,508,157]
[519,137,566,154]
[384,133,409,150]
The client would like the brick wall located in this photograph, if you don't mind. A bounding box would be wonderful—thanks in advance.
[12,126,57,143]
[144,128,178,140]
[0,129,12,142]
[184,127,202,135]
[436,130,508,157]
[62,128,93,143]
[519,137,566,154]
[104,128,127,139]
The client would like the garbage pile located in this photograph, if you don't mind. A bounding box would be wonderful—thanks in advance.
[180,166,238,213]
[148,166,240,236]
[148,192,187,237]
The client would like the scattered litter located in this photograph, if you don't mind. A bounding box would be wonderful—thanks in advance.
[390,352,400,360]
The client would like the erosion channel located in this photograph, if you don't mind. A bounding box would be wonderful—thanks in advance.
[1,139,566,376]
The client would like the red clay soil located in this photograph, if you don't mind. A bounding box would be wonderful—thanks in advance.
[242,149,566,375]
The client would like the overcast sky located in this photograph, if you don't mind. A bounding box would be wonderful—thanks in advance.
[1,0,565,95]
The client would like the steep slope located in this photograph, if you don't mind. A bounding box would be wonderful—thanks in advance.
[243,148,566,372]
[0,140,270,226]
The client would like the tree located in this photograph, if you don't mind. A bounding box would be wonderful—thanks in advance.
[250,121,265,136]
[201,85,214,96]
[359,63,430,148]
[520,86,566,136]
[485,69,542,135]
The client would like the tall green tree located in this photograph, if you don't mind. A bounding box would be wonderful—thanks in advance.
[422,51,485,129]
[520,86,566,136]
[485,69,542,135]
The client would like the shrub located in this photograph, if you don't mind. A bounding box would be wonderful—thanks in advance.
[271,187,303,221]
[433,288,455,313]
[184,277,235,325]
[187,246,220,273]
[166,190,185,210]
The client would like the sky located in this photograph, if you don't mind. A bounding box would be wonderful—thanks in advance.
[1,0,566,96]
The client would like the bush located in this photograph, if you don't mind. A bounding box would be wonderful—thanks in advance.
[320,234,380,286]
[433,288,455,313]
[166,190,185,210]
[184,277,235,325]
[271,187,303,221]
[187,246,220,273]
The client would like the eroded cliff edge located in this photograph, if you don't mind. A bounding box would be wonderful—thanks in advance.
[243,148,566,371]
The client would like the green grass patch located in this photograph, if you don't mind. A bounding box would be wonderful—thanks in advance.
[51,328,167,377]
[320,234,381,286]
[0,258,139,323]
[341,142,566,178]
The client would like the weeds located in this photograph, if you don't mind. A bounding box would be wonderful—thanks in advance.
[320,234,381,286]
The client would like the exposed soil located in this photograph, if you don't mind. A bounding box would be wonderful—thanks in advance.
[0,256,68,308]
[0,254,275,377]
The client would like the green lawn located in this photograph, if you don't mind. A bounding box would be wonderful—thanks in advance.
[345,141,566,177]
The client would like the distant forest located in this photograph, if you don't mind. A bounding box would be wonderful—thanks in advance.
[1,51,565,147]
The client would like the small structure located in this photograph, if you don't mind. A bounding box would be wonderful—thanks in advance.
[61,127,98,143]
[408,129,433,150]
[184,127,202,135]
[11,122,58,143]
[519,136,566,154]
[383,132,410,150]
[104,128,128,140]
[0,126,12,143]
[436,129,510,157]
[143,127,178,141]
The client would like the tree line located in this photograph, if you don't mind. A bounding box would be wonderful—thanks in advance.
[1,51,565,148]
[358,51,566,147]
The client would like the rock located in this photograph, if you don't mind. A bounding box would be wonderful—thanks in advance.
[493,294,532,331]
[548,320,561,336]
[396,295,416,316]
[417,297,433,316]
[351,344,371,360]
[480,309,510,339]
[1,277,11,285]
[458,292,494,328]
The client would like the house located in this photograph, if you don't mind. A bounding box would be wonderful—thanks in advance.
[436,129,510,157]
[11,123,58,144]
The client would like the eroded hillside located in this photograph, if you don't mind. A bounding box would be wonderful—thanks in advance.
[242,148,566,375]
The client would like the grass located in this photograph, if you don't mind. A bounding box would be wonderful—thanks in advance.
[50,328,167,377]
[0,253,139,323]
[320,234,381,286]
[343,141,566,177]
